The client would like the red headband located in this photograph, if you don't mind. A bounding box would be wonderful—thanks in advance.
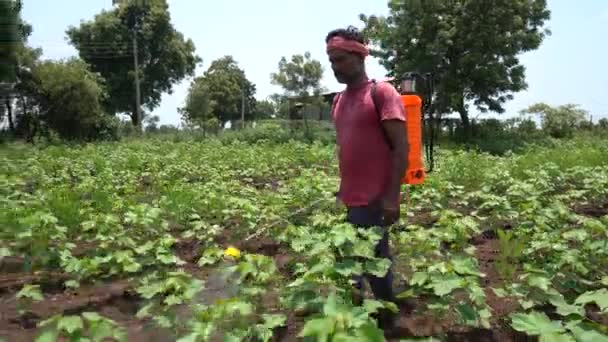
[326,36,369,57]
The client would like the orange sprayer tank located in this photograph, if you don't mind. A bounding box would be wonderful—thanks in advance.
[400,95,425,185]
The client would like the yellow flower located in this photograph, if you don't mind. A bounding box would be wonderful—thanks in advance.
[224,246,241,259]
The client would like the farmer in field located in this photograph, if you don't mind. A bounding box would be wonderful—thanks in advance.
[327,26,409,331]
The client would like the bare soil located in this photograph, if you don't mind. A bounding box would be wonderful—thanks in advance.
[573,200,608,218]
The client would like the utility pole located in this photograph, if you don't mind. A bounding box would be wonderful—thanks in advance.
[114,0,144,133]
[241,89,245,129]
[133,30,142,133]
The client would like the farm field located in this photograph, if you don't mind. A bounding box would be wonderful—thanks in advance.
[1,137,607,342]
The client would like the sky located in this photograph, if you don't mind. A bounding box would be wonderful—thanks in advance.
[21,0,608,126]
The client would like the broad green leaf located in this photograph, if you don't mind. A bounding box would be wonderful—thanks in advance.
[575,289,608,312]
[35,330,59,342]
[226,300,253,316]
[64,280,80,289]
[410,272,428,286]
[57,315,84,334]
[363,299,385,314]
[0,247,10,258]
[364,258,391,278]
[335,259,363,277]
[261,314,287,329]
[89,321,126,342]
[539,333,575,342]
[176,333,200,342]
[511,311,565,336]
[492,287,508,297]
[526,274,552,291]
[396,288,416,299]
[548,294,585,317]
[355,322,385,342]
[430,275,464,296]
[17,284,44,301]
[567,321,608,342]
[153,315,173,328]
[452,256,482,276]
[299,317,334,341]
[164,294,183,306]
[82,312,103,322]
[562,229,588,242]
[479,308,492,329]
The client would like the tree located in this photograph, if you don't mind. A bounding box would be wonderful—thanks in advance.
[0,0,30,83]
[270,52,326,122]
[144,114,160,132]
[253,99,276,120]
[270,52,325,100]
[196,56,256,125]
[32,58,113,141]
[66,0,200,128]
[268,93,290,119]
[8,45,42,137]
[179,77,215,128]
[520,103,587,138]
[361,0,551,139]
[0,0,35,135]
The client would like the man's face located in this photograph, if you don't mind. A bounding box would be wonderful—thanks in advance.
[328,49,363,84]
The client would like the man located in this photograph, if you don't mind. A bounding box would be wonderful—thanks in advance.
[326,26,409,331]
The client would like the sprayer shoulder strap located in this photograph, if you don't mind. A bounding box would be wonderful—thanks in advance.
[370,79,380,116]
[370,79,394,149]
[332,80,392,149]
[332,79,380,115]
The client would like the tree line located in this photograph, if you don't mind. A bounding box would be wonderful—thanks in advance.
[0,0,326,142]
[1,0,605,143]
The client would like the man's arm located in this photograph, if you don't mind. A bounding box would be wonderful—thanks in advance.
[382,119,409,208]
[372,82,409,223]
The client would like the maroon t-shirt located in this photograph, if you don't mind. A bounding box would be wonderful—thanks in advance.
[331,79,406,207]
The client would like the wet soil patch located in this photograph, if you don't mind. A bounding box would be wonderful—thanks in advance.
[573,200,608,218]
[172,238,202,263]
[0,272,70,294]
[406,210,439,228]
[241,175,283,192]
[0,279,141,341]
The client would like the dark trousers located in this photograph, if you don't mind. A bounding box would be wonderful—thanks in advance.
[347,205,395,303]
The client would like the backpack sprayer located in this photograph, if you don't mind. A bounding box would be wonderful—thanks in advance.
[399,71,436,185]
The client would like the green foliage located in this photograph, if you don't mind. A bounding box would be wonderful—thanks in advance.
[361,0,551,137]
[179,78,215,128]
[217,120,335,145]
[0,0,19,82]
[2,136,608,341]
[520,102,589,138]
[0,0,31,83]
[65,0,200,127]
[186,56,256,125]
[270,52,324,98]
[37,312,127,342]
[253,99,276,120]
[32,58,116,141]
[270,52,326,116]
[496,229,527,279]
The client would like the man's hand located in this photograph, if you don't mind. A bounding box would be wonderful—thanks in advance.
[380,119,408,226]
[381,194,400,225]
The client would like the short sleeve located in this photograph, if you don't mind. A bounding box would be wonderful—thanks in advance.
[330,92,341,121]
[375,82,406,122]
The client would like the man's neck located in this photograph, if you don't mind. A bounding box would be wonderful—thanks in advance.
[346,73,369,89]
